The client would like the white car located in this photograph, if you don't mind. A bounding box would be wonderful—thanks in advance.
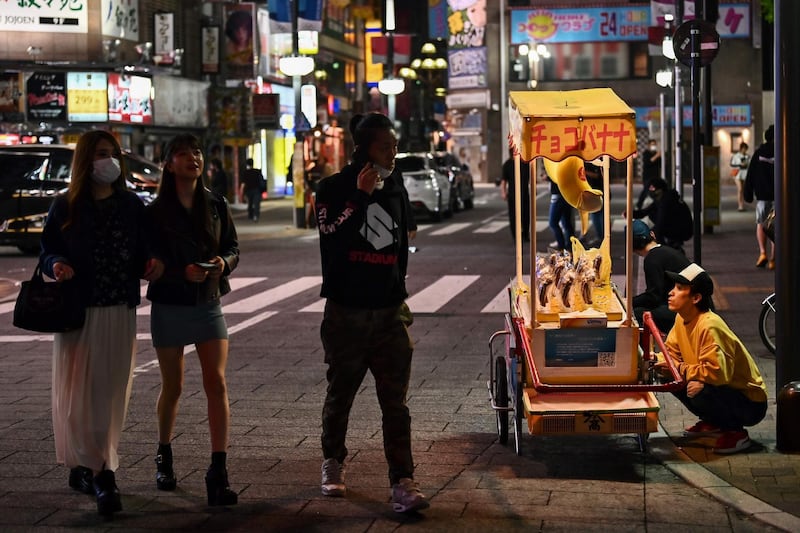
[395,152,452,222]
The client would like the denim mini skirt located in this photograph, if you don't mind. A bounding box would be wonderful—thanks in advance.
[150,300,228,347]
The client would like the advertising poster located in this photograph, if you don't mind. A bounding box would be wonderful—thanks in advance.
[223,3,256,80]
[26,72,67,121]
[67,72,108,122]
[209,87,253,139]
[448,47,487,89]
[447,0,486,49]
[0,74,22,116]
[107,73,153,124]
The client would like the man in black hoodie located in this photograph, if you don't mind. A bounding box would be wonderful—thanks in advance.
[744,125,776,269]
[314,113,428,514]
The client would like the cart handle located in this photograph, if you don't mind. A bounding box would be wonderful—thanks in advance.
[518,312,685,393]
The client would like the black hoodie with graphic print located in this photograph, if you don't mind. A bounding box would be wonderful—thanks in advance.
[315,161,410,309]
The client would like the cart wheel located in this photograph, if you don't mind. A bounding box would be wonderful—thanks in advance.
[494,356,509,444]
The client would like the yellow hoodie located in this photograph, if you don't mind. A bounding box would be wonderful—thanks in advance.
[665,311,768,403]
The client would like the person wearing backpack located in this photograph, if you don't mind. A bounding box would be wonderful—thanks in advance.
[631,177,693,254]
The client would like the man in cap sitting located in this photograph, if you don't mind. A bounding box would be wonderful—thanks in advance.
[631,219,690,334]
[661,263,768,454]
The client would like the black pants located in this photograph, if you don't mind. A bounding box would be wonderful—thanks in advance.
[673,383,767,431]
[320,300,415,484]
[245,189,261,220]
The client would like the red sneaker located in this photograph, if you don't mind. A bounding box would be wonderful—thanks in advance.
[713,430,751,454]
[683,420,721,437]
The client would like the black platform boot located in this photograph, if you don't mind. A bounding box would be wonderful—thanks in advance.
[93,469,122,516]
[205,452,238,506]
[155,443,177,491]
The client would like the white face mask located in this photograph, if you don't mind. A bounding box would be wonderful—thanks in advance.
[92,157,121,184]
[374,164,392,190]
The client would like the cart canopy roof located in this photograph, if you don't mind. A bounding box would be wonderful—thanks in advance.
[508,88,637,163]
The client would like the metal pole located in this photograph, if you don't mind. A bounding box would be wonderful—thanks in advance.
[499,0,508,140]
[690,26,702,265]
[674,1,684,194]
[291,0,305,228]
[659,92,666,180]
[775,0,800,451]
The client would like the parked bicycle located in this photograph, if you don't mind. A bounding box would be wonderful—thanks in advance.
[758,292,776,354]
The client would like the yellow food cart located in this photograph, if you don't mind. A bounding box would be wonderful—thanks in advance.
[487,88,683,454]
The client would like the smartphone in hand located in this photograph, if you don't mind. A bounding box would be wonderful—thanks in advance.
[194,261,216,271]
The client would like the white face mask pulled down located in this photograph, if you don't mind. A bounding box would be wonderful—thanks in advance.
[373,164,392,190]
[92,157,121,184]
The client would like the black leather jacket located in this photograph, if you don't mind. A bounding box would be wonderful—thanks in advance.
[145,190,239,306]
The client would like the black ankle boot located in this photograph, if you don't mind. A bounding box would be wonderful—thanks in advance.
[155,444,176,491]
[205,464,238,506]
[93,470,122,516]
[68,466,94,494]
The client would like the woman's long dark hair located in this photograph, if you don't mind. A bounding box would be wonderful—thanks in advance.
[63,130,128,230]
[349,113,393,166]
[155,134,216,253]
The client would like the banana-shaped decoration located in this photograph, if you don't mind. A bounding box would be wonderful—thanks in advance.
[543,157,603,235]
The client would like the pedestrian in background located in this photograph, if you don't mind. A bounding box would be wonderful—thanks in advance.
[631,220,690,334]
[631,177,693,254]
[146,134,240,507]
[660,264,767,454]
[637,139,661,210]
[546,173,576,251]
[583,160,604,246]
[206,158,228,200]
[730,142,749,212]
[40,130,164,516]
[500,149,531,241]
[239,158,264,222]
[314,112,429,514]
[743,125,775,270]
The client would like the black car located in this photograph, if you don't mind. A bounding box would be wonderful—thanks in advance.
[433,151,475,212]
[0,144,160,254]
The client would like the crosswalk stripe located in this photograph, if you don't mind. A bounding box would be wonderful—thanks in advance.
[406,275,480,313]
[482,284,510,313]
[223,276,322,314]
[429,223,472,236]
[137,277,266,316]
[474,221,508,234]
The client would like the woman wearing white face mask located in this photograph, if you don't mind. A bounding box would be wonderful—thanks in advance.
[39,130,164,516]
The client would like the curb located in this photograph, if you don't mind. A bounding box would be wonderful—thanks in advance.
[650,424,800,533]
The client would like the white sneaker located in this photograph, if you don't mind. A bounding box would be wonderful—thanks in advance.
[321,458,346,497]
[391,477,429,513]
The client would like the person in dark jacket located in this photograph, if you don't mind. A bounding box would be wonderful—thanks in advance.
[500,149,531,241]
[631,220,691,333]
[631,176,692,253]
[40,130,164,516]
[743,125,776,269]
[315,113,429,514]
[146,134,240,506]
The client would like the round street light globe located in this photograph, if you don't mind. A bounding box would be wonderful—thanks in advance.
[378,77,405,95]
[279,55,315,76]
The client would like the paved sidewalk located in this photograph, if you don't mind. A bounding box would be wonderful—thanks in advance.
[645,199,800,532]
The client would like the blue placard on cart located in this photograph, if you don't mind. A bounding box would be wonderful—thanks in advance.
[544,329,617,367]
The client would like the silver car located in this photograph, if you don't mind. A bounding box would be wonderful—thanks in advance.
[395,152,452,222]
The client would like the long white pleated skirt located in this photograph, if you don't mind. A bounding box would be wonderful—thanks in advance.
[52,305,136,472]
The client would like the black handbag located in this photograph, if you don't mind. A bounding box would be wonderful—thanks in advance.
[13,266,85,333]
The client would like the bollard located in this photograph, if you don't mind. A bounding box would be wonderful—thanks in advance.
[776,381,800,452]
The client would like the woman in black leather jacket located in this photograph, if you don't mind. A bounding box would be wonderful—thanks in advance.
[145,134,240,506]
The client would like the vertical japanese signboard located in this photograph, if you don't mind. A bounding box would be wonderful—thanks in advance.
[67,72,108,122]
[201,26,221,74]
[154,13,174,64]
[101,0,139,40]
